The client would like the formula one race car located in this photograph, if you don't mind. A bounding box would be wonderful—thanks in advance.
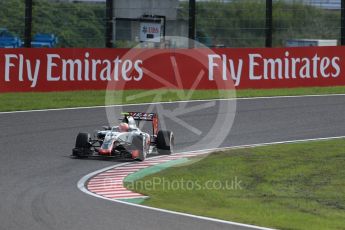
[72,112,174,161]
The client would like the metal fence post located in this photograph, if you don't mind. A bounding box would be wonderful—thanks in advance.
[189,0,196,43]
[24,0,33,48]
[265,0,273,47]
[105,0,114,48]
[341,0,345,45]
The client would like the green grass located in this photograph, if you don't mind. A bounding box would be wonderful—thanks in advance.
[1,86,345,112]
[127,139,345,230]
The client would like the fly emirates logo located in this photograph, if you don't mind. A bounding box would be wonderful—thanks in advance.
[3,52,144,88]
[1,50,342,88]
[208,51,341,86]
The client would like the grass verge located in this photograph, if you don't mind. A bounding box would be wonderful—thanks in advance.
[1,86,345,112]
[126,139,345,230]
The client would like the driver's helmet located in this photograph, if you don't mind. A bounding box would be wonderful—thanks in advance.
[119,122,129,132]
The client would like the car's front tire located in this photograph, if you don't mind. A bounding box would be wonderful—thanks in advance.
[132,135,147,161]
[73,133,91,158]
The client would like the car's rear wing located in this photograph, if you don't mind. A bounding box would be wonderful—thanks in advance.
[123,112,156,121]
[122,112,159,136]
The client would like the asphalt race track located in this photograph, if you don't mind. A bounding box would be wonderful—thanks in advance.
[1,95,345,230]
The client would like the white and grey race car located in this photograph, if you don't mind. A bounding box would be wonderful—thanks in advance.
[72,112,174,161]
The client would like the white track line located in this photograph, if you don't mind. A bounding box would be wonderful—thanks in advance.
[2,93,345,114]
[184,135,345,154]
[85,153,200,200]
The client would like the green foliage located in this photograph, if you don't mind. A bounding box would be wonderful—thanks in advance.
[0,0,25,35]
[0,0,105,47]
[0,0,341,48]
[179,0,340,47]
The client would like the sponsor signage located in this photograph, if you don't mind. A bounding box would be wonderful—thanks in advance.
[139,22,161,43]
[0,47,343,92]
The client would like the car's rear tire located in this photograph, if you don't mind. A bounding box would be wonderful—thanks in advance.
[157,130,174,155]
